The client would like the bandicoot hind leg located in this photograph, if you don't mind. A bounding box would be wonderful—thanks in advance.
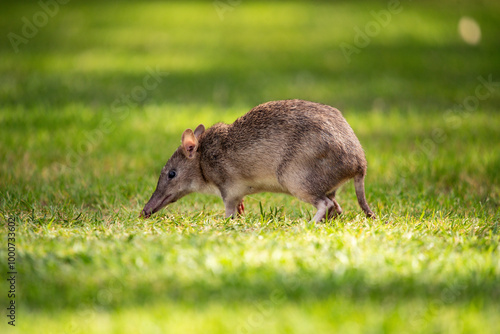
[312,196,336,223]
[280,168,343,222]
[327,190,343,219]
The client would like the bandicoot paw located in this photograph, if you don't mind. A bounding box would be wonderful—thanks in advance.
[237,199,245,215]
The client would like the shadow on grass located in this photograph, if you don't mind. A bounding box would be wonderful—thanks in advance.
[2,42,500,112]
[17,258,500,310]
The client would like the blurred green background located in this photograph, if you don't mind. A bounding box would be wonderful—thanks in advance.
[1,1,500,333]
[2,0,500,109]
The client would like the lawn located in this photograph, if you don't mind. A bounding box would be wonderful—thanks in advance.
[1,0,500,333]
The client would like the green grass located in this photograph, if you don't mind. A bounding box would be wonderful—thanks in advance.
[1,1,500,333]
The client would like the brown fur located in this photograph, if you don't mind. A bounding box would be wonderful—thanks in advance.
[141,99,376,222]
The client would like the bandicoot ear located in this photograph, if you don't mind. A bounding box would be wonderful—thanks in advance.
[194,124,205,139]
[181,128,198,159]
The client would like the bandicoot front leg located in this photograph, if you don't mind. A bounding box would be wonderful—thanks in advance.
[223,197,245,218]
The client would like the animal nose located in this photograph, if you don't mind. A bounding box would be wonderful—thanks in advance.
[140,209,151,218]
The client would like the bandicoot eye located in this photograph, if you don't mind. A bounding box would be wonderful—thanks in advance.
[168,170,176,179]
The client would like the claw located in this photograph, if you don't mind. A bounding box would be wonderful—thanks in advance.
[140,210,151,219]
[237,199,245,215]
